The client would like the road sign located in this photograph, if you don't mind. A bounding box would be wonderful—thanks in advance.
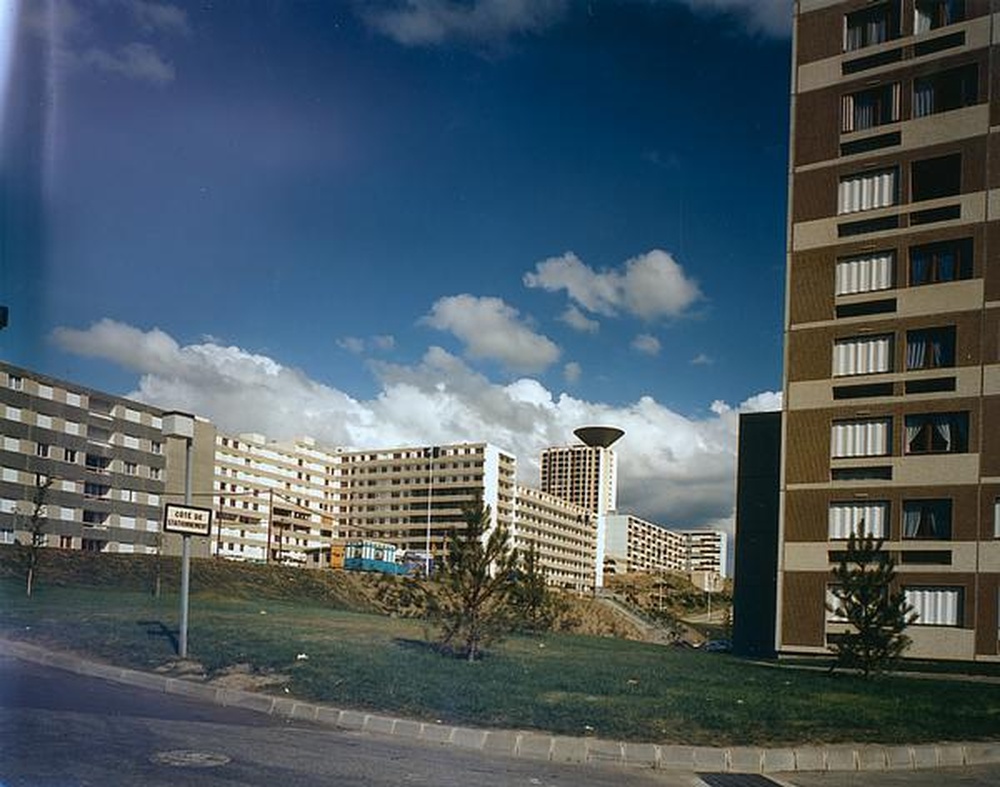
[163,503,213,537]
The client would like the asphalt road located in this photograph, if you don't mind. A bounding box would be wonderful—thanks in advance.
[0,654,693,787]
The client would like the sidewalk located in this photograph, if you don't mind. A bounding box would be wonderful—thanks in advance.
[3,636,999,775]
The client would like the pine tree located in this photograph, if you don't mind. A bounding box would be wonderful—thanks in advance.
[23,474,54,597]
[434,502,519,661]
[827,530,915,677]
[510,541,561,633]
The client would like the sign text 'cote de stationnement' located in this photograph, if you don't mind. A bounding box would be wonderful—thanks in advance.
[163,503,213,537]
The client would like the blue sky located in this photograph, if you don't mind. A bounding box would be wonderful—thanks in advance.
[1,0,791,533]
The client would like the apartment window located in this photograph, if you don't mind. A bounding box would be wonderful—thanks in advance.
[64,448,77,463]
[65,421,81,435]
[124,461,137,476]
[909,238,972,284]
[828,501,889,539]
[844,2,900,51]
[59,535,73,549]
[838,168,897,214]
[913,63,978,117]
[151,441,162,455]
[841,83,900,132]
[150,467,162,480]
[906,326,955,370]
[65,392,82,407]
[37,385,53,400]
[7,375,22,391]
[833,335,893,377]
[831,417,891,458]
[903,499,952,539]
[914,0,965,33]
[911,154,961,202]
[905,587,961,626]
[994,498,1000,538]
[84,482,109,498]
[82,510,108,526]
[904,412,968,454]
[36,443,49,458]
[5,406,21,422]
[836,252,895,296]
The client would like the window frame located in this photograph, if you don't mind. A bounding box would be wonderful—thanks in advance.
[905,325,956,370]
[908,238,973,285]
[902,498,953,540]
[904,411,969,455]
[844,2,901,51]
[905,586,963,627]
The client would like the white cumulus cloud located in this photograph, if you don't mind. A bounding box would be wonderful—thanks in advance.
[422,294,560,373]
[560,305,600,334]
[360,0,568,47]
[524,249,702,322]
[52,319,781,536]
[631,334,661,356]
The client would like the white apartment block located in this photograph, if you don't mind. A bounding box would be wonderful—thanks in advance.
[604,513,728,579]
[0,362,215,557]
[213,432,341,566]
[512,484,597,593]
[335,443,517,559]
[677,529,728,577]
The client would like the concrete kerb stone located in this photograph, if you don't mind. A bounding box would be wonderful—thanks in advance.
[586,738,624,765]
[6,639,1000,775]
[363,714,397,736]
[965,742,1000,765]
[550,735,589,763]
[514,732,553,760]
[858,745,888,771]
[622,741,659,769]
[336,710,369,731]
[936,743,967,768]
[392,719,424,739]
[728,746,765,773]
[824,745,859,771]
[481,729,518,755]
[884,745,915,770]
[418,723,455,745]
[911,745,940,770]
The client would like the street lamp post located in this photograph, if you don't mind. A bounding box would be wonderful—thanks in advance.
[162,412,195,659]
[424,446,439,576]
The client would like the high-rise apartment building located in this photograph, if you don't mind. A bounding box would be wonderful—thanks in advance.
[0,362,215,557]
[779,0,999,661]
[540,443,618,516]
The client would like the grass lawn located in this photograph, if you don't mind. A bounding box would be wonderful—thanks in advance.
[3,579,1000,746]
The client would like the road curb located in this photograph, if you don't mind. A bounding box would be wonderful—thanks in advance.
[3,637,998,774]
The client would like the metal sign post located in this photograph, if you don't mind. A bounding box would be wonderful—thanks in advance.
[162,411,211,660]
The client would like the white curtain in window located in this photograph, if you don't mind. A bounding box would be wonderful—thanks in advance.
[828,502,888,539]
[995,498,1000,538]
[914,79,935,117]
[836,252,894,295]
[842,84,901,133]
[906,334,927,369]
[831,419,890,457]
[839,169,897,214]
[833,335,892,376]
[914,6,932,33]
[905,588,960,625]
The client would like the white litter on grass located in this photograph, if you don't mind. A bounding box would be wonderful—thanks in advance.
[296,653,309,661]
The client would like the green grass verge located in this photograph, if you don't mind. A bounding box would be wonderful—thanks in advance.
[3,579,1000,746]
